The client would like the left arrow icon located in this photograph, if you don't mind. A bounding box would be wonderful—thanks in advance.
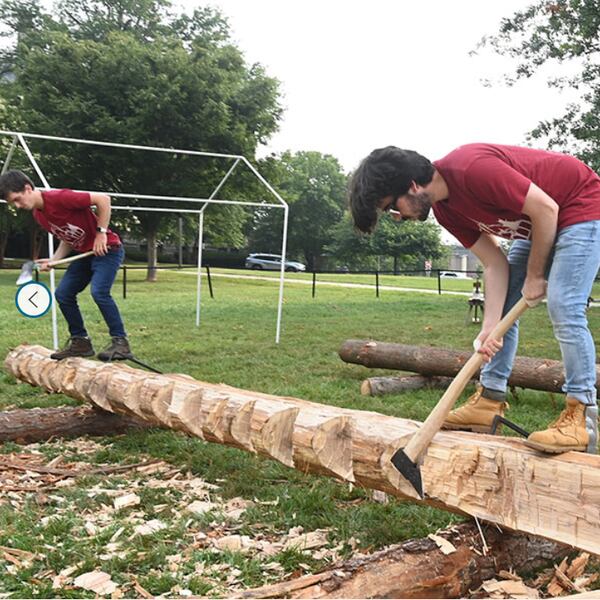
[28,291,39,308]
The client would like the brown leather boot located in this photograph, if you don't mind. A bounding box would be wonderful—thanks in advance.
[97,337,134,361]
[50,337,94,360]
[442,386,508,433]
[525,397,598,454]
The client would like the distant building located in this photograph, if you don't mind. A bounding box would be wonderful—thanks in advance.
[447,245,481,275]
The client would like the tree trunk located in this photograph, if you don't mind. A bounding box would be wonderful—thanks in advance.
[0,406,151,443]
[339,340,579,394]
[237,521,568,599]
[146,227,158,282]
[30,219,46,260]
[0,230,7,267]
[5,344,600,555]
[361,375,457,396]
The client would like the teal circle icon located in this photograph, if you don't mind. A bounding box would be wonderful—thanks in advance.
[15,281,52,318]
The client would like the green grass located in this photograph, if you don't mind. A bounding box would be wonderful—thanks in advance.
[1,268,599,596]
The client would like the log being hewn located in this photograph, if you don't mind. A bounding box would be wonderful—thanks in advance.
[361,375,456,396]
[236,521,569,599]
[0,406,151,443]
[5,345,600,555]
[339,339,585,393]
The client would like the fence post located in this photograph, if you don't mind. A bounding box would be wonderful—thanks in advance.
[437,269,441,295]
[312,271,316,298]
[206,265,214,299]
[123,265,127,299]
[375,270,380,298]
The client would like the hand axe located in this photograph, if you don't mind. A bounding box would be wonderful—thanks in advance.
[391,296,531,498]
[16,251,95,286]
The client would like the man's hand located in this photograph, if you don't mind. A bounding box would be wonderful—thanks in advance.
[35,259,52,272]
[474,327,503,363]
[522,275,547,307]
[94,232,108,256]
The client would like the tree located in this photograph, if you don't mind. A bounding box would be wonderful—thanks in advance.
[372,218,446,273]
[0,0,282,279]
[477,0,600,169]
[247,151,347,270]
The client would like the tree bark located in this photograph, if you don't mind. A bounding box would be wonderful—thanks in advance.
[5,344,600,555]
[339,340,581,394]
[361,375,457,396]
[235,521,569,599]
[0,405,151,443]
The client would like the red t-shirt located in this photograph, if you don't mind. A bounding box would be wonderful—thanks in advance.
[34,189,121,252]
[432,143,600,248]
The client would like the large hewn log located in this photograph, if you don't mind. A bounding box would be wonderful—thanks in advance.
[0,406,151,443]
[339,340,586,393]
[236,521,568,599]
[5,345,600,555]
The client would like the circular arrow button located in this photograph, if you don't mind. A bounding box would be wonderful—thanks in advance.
[16,281,52,318]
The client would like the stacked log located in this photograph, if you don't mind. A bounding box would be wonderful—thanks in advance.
[4,345,600,555]
[338,340,587,394]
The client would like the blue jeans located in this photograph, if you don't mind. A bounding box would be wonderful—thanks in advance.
[54,246,126,339]
[481,221,600,406]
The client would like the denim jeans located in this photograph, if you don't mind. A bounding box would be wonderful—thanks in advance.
[481,220,600,406]
[54,246,126,339]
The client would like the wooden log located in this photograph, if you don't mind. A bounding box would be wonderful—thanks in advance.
[0,406,151,443]
[339,339,585,393]
[235,521,569,599]
[5,345,600,555]
[361,374,456,396]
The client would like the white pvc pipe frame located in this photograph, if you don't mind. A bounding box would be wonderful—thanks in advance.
[0,130,290,347]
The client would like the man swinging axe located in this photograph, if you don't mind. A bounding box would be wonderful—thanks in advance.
[1,170,134,362]
[348,143,600,455]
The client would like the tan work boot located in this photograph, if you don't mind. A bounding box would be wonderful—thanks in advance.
[525,397,599,454]
[442,386,508,433]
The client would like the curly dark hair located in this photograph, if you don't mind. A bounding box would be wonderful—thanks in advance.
[0,170,35,201]
[347,146,434,233]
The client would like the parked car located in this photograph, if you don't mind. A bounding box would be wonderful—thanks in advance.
[440,271,471,279]
[245,253,306,272]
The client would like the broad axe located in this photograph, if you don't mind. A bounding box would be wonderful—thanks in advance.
[391,296,533,498]
[16,251,95,286]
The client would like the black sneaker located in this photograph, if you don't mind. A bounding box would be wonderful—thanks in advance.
[50,337,95,360]
[97,337,134,362]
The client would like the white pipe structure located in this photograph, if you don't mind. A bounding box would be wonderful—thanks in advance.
[0,131,289,345]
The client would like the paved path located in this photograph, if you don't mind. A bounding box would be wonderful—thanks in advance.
[159,269,472,297]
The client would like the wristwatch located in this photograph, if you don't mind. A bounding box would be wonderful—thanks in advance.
[96,226,108,234]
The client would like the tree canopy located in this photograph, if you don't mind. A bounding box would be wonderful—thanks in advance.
[0,0,282,275]
[478,0,600,169]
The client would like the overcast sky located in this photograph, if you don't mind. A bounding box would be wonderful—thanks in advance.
[176,0,576,173]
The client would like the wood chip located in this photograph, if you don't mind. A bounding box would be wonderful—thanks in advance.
[113,493,140,510]
[284,529,330,551]
[186,500,217,515]
[73,571,118,595]
[134,519,167,536]
[482,578,540,598]
[427,533,457,555]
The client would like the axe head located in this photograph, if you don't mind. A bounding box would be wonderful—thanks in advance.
[390,448,424,499]
[16,261,36,286]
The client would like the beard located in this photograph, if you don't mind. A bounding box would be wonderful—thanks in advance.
[406,190,432,221]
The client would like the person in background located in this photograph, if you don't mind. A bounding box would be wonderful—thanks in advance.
[1,170,133,362]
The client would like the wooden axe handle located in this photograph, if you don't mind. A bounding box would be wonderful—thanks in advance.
[47,251,95,267]
[402,296,531,464]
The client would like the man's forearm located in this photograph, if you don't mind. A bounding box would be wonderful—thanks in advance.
[51,241,73,262]
[482,260,510,330]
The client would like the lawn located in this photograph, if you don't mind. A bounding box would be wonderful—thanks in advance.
[1,267,598,597]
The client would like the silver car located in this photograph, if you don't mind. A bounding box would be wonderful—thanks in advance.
[245,253,306,272]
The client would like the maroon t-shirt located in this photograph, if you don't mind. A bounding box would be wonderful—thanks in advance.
[34,189,121,252]
[432,143,600,248]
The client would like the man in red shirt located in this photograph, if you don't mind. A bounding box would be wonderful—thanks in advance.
[1,170,133,361]
[348,143,600,454]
